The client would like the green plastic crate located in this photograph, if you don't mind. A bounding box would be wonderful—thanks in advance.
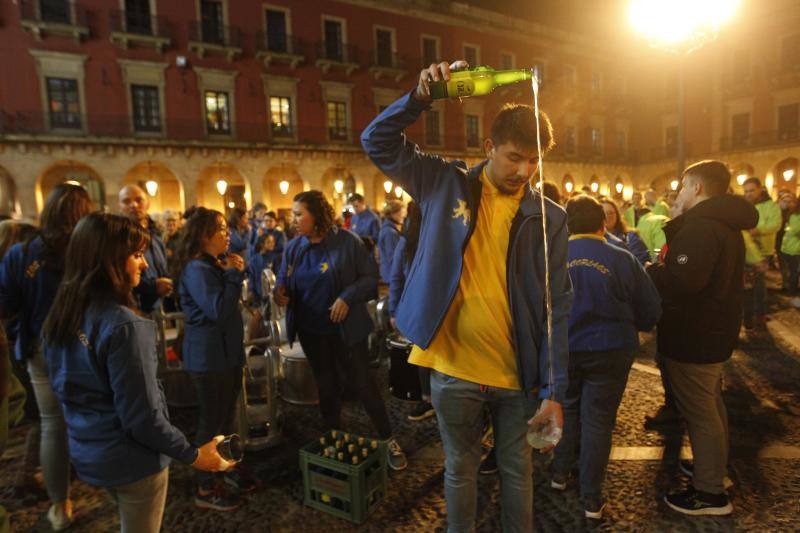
[299,431,388,523]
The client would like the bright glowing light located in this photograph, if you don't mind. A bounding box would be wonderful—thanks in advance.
[564,181,574,193]
[145,180,158,197]
[383,180,393,194]
[279,180,289,194]
[590,182,599,193]
[670,179,679,191]
[65,179,81,186]
[216,180,228,195]
[623,186,634,201]
[628,0,739,49]
[244,190,251,202]
[766,175,774,190]
[736,173,747,186]
[615,180,624,194]
[227,201,235,208]
[334,180,344,194]
[783,169,795,181]
[394,186,403,198]
[600,184,610,196]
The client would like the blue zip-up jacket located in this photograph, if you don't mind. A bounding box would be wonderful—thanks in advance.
[134,222,169,314]
[378,219,402,283]
[567,235,661,352]
[351,209,380,242]
[610,229,650,265]
[179,254,245,372]
[0,236,62,361]
[277,228,377,347]
[228,226,252,261]
[248,250,282,306]
[45,300,197,487]
[362,91,573,401]
[388,237,410,317]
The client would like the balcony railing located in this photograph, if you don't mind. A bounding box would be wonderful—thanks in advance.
[188,20,241,48]
[256,33,306,56]
[720,129,800,151]
[20,0,88,40]
[315,41,359,64]
[109,9,171,40]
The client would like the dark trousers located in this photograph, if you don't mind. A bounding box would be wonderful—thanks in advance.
[780,252,800,293]
[656,352,677,412]
[553,349,634,499]
[189,367,242,488]
[298,332,392,439]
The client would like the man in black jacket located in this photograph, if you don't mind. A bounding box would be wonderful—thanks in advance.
[647,160,758,516]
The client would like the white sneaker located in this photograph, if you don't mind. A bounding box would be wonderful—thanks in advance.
[47,500,73,531]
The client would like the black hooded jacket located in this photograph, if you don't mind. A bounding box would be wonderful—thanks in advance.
[647,194,759,364]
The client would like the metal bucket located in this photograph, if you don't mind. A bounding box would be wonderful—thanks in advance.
[278,343,319,406]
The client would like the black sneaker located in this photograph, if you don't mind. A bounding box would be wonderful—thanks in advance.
[664,486,732,516]
[550,471,567,491]
[224,465,259,493]
[479,449,498,475]
[644,406,681,431]
[408,402,435,421]
[679,460,734,490]
[195,486,242,512]
[584,496,605,519]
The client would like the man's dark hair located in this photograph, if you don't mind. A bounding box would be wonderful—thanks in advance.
[347,193,364,204]
[540,180,560,204]
[684,160,732,197]
[490,104,554,152]
[742,176,762,189]
[265,210,278,220]
[252,202,267,212]
[566,195,605,235]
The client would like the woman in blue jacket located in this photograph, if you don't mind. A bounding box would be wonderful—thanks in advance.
[600,197,651,265]
[227,207,252,262]
[248,232,282,307]
[378,200,405,283]
[275,190,407,470]
[173,207,255,511]
[42,213,230,533]
[0,183,93,530]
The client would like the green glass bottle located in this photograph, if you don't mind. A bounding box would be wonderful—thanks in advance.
[429,67,533,100]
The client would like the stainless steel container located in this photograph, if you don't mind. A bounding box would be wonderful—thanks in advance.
[278,343,319,405]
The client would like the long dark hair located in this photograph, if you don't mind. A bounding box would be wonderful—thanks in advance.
[171,207,223,281]
[403,201,421,265]
[0,221,37,261]
[43,213,149,347]
[227,207,247,231]
[36,183,94,266]
[294,190,335,236]
[598,196,629,234]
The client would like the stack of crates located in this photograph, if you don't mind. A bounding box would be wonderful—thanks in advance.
[299,430,388,523]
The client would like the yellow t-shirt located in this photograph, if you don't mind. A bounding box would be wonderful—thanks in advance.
[409,167,523,390]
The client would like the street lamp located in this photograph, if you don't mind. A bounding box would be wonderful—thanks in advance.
[394,186,403,199]
[629,0,740,179]
[736,173,747,186]
[383,180,393,194]
[216,180,228,196]
[615,177,624,195]
[670,179,679,191]
[279,180,290,194]
[334,180,344,194]
[783,169,795,181]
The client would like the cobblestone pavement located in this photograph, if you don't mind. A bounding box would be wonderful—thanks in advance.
[3,291,800,531]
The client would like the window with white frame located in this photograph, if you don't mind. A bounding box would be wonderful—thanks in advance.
[465,114,480,148]
[421,35,439,67]
[327,101,348,140]
[269,95,292,137]
[425,110,442,146]
[463,44,479,67]
[265,7,289,53]
[500,52,515,70]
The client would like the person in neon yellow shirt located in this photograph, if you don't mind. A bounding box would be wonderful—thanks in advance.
[743,177,780,328]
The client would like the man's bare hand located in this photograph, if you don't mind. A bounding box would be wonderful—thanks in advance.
[414,60,470,102]
[155,278,173,297]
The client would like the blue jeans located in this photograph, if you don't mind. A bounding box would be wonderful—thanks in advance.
[430,370,539,533]
[552,350,633,500]
[26,347,70,503]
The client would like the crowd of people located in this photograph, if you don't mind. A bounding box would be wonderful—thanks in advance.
[0,58,793,532]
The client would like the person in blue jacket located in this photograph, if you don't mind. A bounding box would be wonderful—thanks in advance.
[227,207,252,262]
[248,233,282,307]
[0,183,93,530]
[551,195,661,519]
[173,207,256,511]
[275,190,407,470]
[378,200,406,284]
[387,202,435,423]
[42,212,231,533]
[362,60,572,532]
[263,211,287,254]
[347,193,380,244]
[119,185,173,314]
[599,196,651,265]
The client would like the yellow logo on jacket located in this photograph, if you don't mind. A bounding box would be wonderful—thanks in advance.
[452,199,471,226]
[320,262,329,274]
[25,260,41,279]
